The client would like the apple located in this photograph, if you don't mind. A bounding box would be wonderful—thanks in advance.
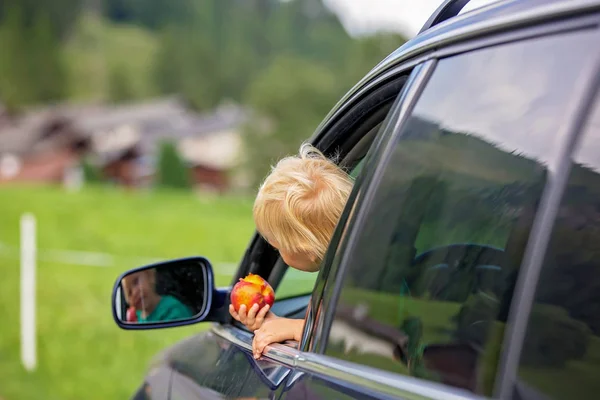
[127,306,137,322]
[230,273,275,312]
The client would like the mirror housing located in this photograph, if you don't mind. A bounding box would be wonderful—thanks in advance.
[112,256,227,330]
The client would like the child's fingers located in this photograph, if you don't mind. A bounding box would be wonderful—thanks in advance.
[254,336,268,359]
[237,304,248,322]
[247,304,260,321]
[245,304,260,330]
[229,304,240,321]
[252,336,260,359]
[255,305,270,327]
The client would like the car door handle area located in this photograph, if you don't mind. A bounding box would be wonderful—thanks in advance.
[212,324,300,389]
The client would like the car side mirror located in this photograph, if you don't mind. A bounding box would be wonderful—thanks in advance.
[112,257,218,330]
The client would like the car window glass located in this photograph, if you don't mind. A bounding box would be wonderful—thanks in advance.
[324,29,598,396]
[517,100,600,400]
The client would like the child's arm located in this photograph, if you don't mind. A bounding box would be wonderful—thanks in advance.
[252,317,304,359]
[229,303,274,331]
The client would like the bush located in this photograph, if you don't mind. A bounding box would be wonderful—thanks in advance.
[521,304,591,367]
[156,141,191,190]
[81,158,104,183]
[454,292,500,348]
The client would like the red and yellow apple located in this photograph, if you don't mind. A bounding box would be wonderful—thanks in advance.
[230,273,275,312]
[126,306,137,322]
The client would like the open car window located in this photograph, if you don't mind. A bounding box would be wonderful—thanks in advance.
[275,155,369,300]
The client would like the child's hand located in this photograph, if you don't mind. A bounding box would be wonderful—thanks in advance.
[252,318,304,359]
[229,303,272,331]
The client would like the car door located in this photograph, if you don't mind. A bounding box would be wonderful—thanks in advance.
[278,18,600,400]
[144,70,413,400]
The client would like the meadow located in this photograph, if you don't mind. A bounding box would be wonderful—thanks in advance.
[0,185,256,399]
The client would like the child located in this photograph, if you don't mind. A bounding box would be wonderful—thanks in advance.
[229,143,353,359]
[122,268,194,323]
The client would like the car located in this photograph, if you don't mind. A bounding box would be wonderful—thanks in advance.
[111,0,600,399]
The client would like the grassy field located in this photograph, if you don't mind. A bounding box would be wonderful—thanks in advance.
[0,185,256,399]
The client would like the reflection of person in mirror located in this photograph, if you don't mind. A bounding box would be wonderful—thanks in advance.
[122,269,193,323]
[229,144,353,359]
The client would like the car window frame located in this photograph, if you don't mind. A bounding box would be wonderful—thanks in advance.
[306,60,438,354]
[228,71,417,333]
[494,29,600,400]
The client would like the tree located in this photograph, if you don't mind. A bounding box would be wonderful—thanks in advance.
[0,5,67,110]
[102,0,193,30]
[0,5,33,111]
[29,11,67,102]
[242,55,340,187]
[343,33,407,86]
[156,141,192,190]
[108,64,134,103]
[81,157,104,184]
[0,0,84,39]
[153,25,222,111]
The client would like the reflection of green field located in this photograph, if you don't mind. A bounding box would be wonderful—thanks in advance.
[327,344,410,376]
[0,186,258,399]
[520,336,600,400]
[337,289,600,399]
[338,288,461,344]
[330,288,461,385]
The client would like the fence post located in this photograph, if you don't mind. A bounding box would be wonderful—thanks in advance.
[20,213,37,372]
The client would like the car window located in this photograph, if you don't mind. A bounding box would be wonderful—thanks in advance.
[517,100,600,400]
[324,29,598,396]
[276,156,368,299]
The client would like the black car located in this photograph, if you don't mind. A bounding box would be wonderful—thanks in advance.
[112,0,600,399]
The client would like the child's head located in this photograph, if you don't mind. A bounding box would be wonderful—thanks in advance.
[253,144,353,272]
[122,268,159,311]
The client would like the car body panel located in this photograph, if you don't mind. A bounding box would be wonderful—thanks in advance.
[143,328,288,399]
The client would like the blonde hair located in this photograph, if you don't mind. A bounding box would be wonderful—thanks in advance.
[253,144,353,264]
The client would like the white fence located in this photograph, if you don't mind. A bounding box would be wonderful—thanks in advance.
[2,213,238,373]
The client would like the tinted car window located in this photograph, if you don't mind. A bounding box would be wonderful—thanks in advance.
[517,101,600,400]
[325,30,598,396]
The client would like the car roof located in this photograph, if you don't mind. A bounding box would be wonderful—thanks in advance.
[312,0,600,142]
[376,0,600,75]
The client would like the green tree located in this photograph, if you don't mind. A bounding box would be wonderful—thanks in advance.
[108,64,134,103]
[0,0,83,39]
[156,141,192,190]
[153,25,221,111]
[0,5,33,111]
[0,5,67,110]
[81,157,104,184]
[242,55,340,187]
[29,11,67,102]
[343,33,407,86]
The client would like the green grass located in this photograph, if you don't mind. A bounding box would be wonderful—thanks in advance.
[0,185,256,399]
[520,336,600,399]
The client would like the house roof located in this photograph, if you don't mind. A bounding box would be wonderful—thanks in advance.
[0,97,249,167]
[0,111,86,156]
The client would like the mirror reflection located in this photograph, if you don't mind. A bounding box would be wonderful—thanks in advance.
[115,261,207,324]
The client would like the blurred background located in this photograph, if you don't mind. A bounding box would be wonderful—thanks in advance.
[0,0,491,398]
